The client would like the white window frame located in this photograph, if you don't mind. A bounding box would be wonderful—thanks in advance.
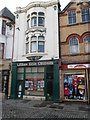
[84,35,90,53]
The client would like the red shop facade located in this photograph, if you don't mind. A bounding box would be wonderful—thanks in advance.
[60,62,90,104]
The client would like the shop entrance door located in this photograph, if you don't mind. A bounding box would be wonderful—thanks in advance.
[17,82,23,99]
[2,71,9,98]
[46,66,53,101]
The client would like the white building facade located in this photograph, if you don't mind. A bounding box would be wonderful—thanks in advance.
[11,0,60,102]
[0,7,15,98]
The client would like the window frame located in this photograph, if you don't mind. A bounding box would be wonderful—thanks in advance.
[81,8,90,22]
[68,10,76,25]
[2,20,6,35]
[69,37,79,55]
[0,43,4,59]
[84,35,90,53]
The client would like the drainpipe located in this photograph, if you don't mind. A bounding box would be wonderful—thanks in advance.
[8,23,15,99]
[58,1,62,103]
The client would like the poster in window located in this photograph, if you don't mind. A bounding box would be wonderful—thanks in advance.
[28,81,33,90]
[40,80,44,91]
[37,81,41,91]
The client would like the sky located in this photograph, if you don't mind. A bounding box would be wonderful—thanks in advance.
[0,0,71,13]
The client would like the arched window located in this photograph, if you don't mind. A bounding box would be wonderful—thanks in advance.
[69,37,79,54]
[84,35,90,53]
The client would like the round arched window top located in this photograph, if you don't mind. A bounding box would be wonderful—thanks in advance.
[84,35,90,43]
[31,12,37,16]
[69,37,78,46]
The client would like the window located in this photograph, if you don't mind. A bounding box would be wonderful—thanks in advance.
[31,12,45,27]
[38,36,45,52]
[30,36,37,53]
[31,17,37,27]
[70,37,79,54]
[31,41,37,53]
[0,43,4,59]
[38,12,44,26]
[68,11,76,25]
[84,35,90,53]
[82,8,90,22]
[2,20,6,35]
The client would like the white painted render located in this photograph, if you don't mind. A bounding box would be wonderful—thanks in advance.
[13,0,59,62]
[0,17,14,59]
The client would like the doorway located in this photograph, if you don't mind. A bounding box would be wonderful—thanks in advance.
[46,66,53,100]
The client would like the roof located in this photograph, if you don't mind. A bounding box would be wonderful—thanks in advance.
[0,7,15,22]
[59,0,90,14]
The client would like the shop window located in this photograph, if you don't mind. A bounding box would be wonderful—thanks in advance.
[2,20,6,35]
[17,68,24,80]
[84,35,90,53]
[68,10,76,25]
[25,67,44,96]
[64,74,86,100]
[0,43,4,59]
[82,8,90,22]
[69,37,79,54]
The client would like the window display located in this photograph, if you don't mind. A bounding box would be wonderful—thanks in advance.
[64,74,86,100]
[25,67,44,96]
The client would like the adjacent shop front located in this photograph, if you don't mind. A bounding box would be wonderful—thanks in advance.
[11,60,60,102]
[61,63,90,103]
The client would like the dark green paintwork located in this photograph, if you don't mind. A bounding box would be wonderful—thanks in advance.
[11,59,60,102]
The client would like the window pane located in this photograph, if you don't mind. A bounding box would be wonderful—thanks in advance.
[38,67,44,72]
[85,43,90,53]
[38,12,44,16]
[31,36,37,41]
[84,36,90,43]
[2,20,6,35]
[38,41,44,52]
[68,11,76,24]
[26,67,31,73]
[82,8,90,22]
[31,17,37,27]
[17,68,24,73]
[32,67,37,72]
[38,17,44,26]
[31,41,37,52]
[38,36,44,41]
[31,12,37,16]
[17,74,24,80]
[0,43,4,59]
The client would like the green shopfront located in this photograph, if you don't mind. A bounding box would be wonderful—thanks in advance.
[11,60,60,102]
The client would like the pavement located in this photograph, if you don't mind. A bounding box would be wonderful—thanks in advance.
[1,99,90,119]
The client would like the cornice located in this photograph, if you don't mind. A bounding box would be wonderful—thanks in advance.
[16,0,58,13]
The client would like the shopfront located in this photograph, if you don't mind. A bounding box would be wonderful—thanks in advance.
[61,63,90,103]
[11,60,60,102]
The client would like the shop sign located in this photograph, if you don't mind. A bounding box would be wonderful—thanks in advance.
[68,64,90,69]
[17,61,53,67]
